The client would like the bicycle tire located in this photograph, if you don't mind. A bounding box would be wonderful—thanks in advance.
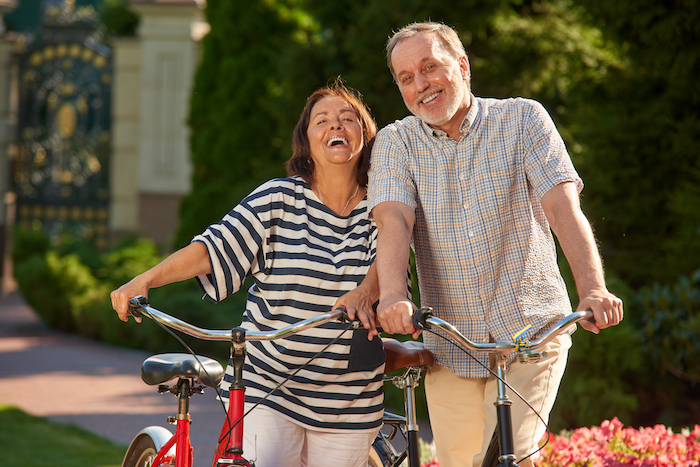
[122,435,157,467]
[122,427,174,467]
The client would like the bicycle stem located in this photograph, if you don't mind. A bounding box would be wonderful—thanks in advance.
[494,353,518,467]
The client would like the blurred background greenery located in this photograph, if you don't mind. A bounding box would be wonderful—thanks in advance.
[9,0,700,432]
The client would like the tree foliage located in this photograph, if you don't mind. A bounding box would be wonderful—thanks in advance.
[175,0,329,246]
[566,0,700,287]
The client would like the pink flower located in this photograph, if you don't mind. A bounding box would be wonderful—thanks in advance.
[418,418,700,467]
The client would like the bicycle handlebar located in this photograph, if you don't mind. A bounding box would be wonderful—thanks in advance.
[412,307,589,353]
[128,295,354,342]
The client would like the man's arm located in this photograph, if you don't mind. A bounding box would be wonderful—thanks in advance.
[373,201,421,338]
[541,181,624,333]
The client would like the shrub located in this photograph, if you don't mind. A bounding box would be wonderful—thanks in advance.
[11,227,244,359]
[633,269,700,428]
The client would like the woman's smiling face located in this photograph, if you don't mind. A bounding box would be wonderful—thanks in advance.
[306,96,364,174]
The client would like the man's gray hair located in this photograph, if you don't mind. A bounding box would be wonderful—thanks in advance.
[386,21,468,81]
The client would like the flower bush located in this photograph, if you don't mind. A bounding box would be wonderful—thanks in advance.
[420,418,700,467]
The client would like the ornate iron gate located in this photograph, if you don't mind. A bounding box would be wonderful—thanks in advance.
[12,6,111,248]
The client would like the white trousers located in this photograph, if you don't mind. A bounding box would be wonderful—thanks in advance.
[241,405,380,467]
[424,334,571,467]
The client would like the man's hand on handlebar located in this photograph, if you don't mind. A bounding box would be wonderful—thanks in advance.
[377,294,421,339]
[576,287,624,334]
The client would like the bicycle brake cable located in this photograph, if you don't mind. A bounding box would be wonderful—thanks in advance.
[423,329,551,464]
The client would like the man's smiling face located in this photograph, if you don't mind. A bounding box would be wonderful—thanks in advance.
[391,32,471,135]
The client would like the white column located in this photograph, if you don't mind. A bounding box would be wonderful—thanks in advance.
[110,0,205,246]
[131,1,201,195]
[110,37,142,233]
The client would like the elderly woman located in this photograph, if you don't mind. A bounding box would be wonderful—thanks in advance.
[111,81,384,467]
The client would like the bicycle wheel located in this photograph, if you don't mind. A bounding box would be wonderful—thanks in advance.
[122,436,157,467]
[122,427,174,467]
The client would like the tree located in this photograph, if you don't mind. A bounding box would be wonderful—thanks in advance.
[566,0,700,288]
[175,0,329,246]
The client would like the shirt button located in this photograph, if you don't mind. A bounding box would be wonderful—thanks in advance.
[468,231,474,237]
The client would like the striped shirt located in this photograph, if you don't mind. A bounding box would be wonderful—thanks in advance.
[194,176,384,431]
[368,95,582,377]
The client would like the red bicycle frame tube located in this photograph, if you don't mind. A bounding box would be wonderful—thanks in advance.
[175,419,193,467]
[211,330,251,467]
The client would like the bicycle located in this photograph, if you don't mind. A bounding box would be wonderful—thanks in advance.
[369,307,591,467]
[121,295,367,467]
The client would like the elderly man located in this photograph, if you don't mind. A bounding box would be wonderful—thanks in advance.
[368,21,623,467]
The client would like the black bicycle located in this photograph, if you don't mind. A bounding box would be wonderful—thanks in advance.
[369,308,590,467]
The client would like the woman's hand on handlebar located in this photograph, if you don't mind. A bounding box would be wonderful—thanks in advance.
[377,294,421,339]
[111,276,150,323]
[576,287,624,334]
[335,288,379,340]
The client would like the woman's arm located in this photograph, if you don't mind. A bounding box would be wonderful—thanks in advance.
[110,241,210,322]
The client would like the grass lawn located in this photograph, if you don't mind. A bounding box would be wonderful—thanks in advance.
[0,403,126,467]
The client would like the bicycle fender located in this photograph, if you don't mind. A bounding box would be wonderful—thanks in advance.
[124,426,175,462]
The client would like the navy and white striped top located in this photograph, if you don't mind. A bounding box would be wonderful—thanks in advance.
[194,176,384,432]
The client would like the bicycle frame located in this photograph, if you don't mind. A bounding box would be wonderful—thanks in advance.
[125,295,352,467]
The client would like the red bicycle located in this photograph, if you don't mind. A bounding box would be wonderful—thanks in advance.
[121,295,361,467]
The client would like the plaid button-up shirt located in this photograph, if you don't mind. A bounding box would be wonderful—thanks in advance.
[368,95,583,377]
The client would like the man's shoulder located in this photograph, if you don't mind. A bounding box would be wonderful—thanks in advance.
[478,96,544,114]
[378,115,424,137]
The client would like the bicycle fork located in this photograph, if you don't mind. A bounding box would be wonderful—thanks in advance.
[494,352,518,467]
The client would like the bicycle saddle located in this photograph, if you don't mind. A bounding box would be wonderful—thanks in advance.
[382,339,434,373]
[141,353,225,388]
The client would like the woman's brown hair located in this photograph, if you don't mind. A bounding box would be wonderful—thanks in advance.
[286,78,377,187]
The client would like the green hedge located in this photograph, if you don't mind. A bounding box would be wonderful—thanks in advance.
[11,227,245,359]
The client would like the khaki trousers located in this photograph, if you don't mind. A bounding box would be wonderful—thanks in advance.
[424,334,571,467]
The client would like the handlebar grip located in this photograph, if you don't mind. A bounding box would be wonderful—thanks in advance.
[413,307,434,330]
[128,295,149,319]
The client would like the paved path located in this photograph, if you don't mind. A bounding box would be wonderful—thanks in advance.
[0,292,432,466]
[0,292,223,467]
